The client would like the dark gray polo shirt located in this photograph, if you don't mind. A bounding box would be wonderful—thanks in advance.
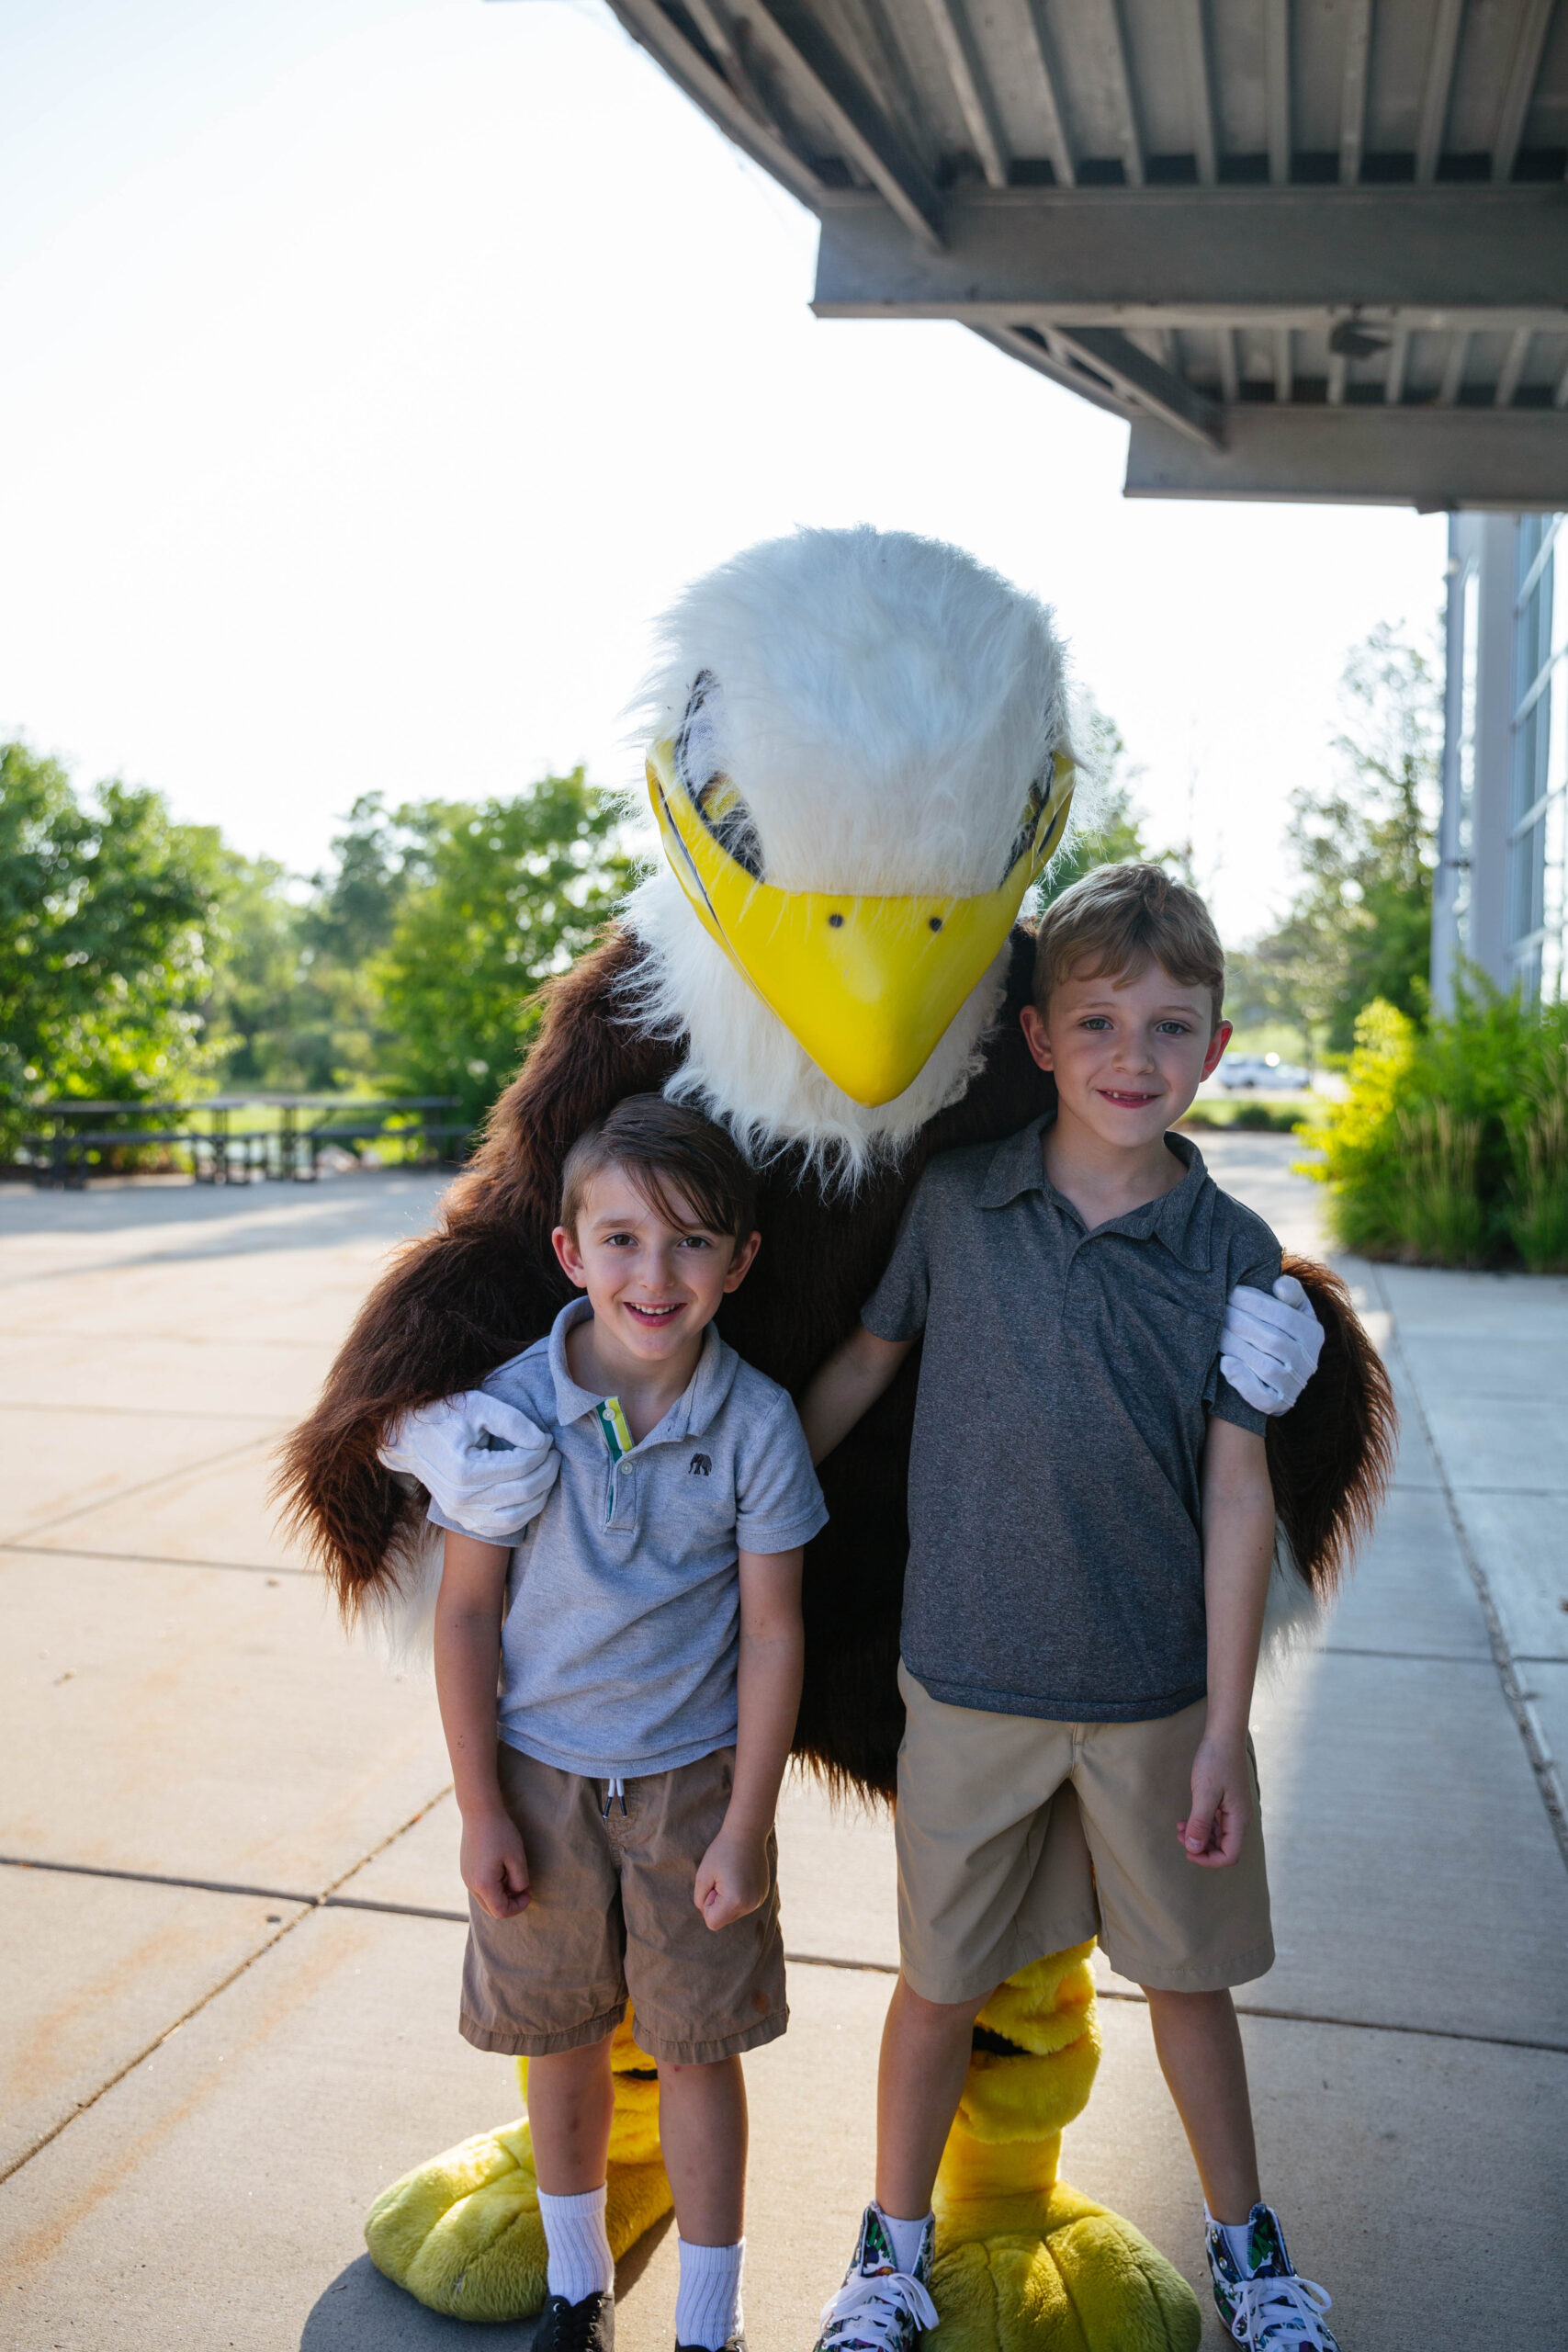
[862,1118,1280,1724]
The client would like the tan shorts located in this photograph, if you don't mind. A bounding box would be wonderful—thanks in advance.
[894,1662,1274,2002]
[461,1741,788,2065]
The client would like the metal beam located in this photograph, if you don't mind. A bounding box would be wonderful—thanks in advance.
[1264,0,1291,187]
[1416,0,1465,185]
[1338,0,1372,185]
[917,0,1009,187]
[965,323,1134,422]
[812,186,1568,322]
[1215,326,1239,401]
[1085,0,1144,187]
[1438,330,1472,406]
[1495,326,1533,407]
[1493,0,1557,184]
[1123,406,1568,510]
[1385,326,1410,404]
[604,0,826,212]
[1274,324,1293,402]
[1019,0,1076,186]
[1050,325,1224,444]
[1176,0,1217,185]
[750,0,946,248]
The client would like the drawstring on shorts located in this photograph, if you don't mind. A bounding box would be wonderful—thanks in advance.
[601,1775,627,1819]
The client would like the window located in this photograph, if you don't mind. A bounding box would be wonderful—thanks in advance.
[1507,515,1567,1000]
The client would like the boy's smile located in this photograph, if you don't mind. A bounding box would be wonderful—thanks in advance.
[1020,956,1232,1225]
[552,1166,761,1432]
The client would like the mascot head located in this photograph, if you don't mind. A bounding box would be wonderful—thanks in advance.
[627,526,1077,1178]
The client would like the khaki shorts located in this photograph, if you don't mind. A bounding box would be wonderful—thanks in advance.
[895,1662,1274,2002]
[461,1741,788,2065]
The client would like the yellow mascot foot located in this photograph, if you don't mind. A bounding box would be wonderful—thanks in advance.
[365,2014,671,2322]
[931,2181,1200,2352]
[928,1951,1201,2352]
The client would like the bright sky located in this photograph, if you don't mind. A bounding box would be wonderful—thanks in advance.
[0,0,1447,942]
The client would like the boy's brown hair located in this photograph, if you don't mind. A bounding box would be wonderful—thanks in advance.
[559,1093,757,1241]
[1032,861,1225,1027]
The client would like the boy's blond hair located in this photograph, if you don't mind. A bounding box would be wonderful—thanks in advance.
[1032,862,1225,1027]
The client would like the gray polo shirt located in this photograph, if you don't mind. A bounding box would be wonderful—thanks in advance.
[862,1118,1280,1724]
[430,1299,827,1778]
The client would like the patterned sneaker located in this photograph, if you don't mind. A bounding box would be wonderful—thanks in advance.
[812,2206,938,2352]
[536,2290,615,2352]
[1206,2206,1337,2349]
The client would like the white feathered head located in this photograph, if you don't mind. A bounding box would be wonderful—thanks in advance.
[626,526,1077,1179]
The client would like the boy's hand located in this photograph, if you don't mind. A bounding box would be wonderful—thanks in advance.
[1178,1734,1252,1868]
[693,1826,770,1930]
[460,1804,531,1918]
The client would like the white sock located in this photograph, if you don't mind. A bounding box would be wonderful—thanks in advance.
[538,2184,615,2305]
[674,2236,744,2350]
[875,2206,932,2278]
[1207,2206,1260,2275]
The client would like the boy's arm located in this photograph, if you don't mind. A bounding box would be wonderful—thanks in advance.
[434,1529,531,1918]
[1182,1418,1276,1869]
[797,1325,913,1464]
[694,1545,805,1931]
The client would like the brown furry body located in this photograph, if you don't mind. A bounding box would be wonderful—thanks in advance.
[278,925,1393,1800]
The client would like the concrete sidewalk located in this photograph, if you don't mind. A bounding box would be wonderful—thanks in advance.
[2,1143,1564,2352]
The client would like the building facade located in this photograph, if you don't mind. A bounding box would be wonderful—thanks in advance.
[1435,512,1568,1011]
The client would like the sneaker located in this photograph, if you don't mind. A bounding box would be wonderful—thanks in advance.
[1206,2206,1337,2349]
[536,2290,615,2352]
[675,2337,746,2352]
[812,2206,938,2352]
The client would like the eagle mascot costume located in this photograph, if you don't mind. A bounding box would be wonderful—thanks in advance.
[280,527,1392,2352]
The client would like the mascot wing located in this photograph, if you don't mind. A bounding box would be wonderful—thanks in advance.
[272,933,681,1618]
[1266,1254,1397,1636]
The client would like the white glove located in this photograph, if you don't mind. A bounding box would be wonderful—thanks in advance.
[1219,1272,1324,1416]
[378,1391,559,1544]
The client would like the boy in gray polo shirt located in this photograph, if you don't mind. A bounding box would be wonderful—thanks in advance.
[802,867,1338,2352]
[429,1097,825,2352]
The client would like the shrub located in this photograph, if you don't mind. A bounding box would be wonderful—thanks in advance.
[1507,1071,1568,1273]
[1301,978,1568,1268]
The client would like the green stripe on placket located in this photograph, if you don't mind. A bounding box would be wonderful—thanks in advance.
[594,1395,634,1523]
[595,1396,633,1461]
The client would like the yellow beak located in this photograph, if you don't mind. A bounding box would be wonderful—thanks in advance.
[647,741,1075,1108]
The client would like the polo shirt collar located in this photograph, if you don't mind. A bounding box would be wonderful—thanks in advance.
[977,1114,1212,1269]
[547,1297,739,1443]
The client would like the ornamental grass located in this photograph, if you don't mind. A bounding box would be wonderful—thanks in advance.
[1299,980,1568,1272]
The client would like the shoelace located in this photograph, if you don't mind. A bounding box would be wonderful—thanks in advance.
[819,2268,940,2347]
[547,2292,612,2352]
[1225,2269,1334,2348]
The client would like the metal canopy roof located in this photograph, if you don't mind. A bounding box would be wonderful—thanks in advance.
[606,0,1568,507]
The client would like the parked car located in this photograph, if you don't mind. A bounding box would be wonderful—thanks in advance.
[1215,1052,1312,1092]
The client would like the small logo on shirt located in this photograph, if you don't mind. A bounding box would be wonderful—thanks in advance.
[689,1453,712,1476]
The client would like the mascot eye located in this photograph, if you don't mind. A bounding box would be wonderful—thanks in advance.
[694,775,765,881]
[999,779,1048,886]
[677,668,765,881]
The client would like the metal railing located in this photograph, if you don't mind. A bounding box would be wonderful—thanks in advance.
[21,1093,468,1188]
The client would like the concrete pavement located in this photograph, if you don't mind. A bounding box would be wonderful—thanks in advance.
[2,1144,1565,2351]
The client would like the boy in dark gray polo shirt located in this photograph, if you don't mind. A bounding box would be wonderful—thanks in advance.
[802,866,1339,2352]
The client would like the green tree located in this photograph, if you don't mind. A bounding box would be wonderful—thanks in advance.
[206,797,428,1094]
[1235,625,1441,1053]
[0,740,223,1141]
[203,849,306,1087]
[377,771,627,1127]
